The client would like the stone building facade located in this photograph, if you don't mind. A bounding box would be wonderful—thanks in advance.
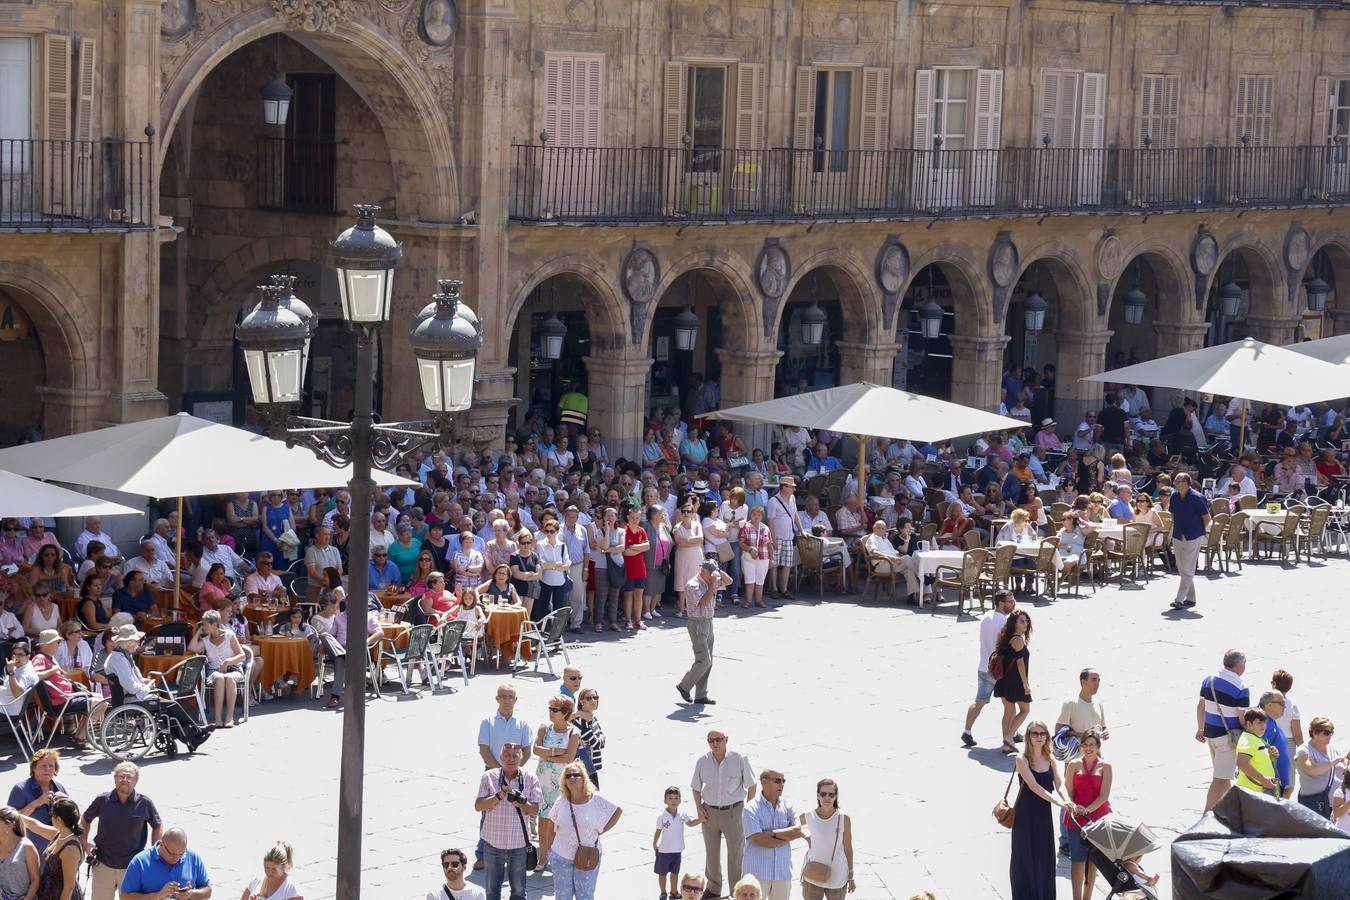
[1,0,1348,458]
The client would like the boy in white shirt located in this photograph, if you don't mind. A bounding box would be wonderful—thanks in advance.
[653,786,703,900]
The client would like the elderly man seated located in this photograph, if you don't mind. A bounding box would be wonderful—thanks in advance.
[123,540,175,589]
[797,495,852,575]
[75,517,120,563]
[860,519,920,604]
[148,518,177,565]
[243,552,288,603]
[195,529,252,587]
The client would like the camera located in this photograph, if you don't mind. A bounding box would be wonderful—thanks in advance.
[503,786,527,805]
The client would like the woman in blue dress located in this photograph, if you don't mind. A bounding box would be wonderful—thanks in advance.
[259,492,294,561]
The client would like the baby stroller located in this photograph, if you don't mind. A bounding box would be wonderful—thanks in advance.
[1078,814,1164,899]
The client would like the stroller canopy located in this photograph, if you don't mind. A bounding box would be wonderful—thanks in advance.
[1171,789,1350,899]
[1082,815,1164,861]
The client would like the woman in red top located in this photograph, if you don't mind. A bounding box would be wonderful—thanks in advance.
[1063,728,1112,900]
[936,501,973,549]
[620,504,650,632]
[1316,447,1345,483]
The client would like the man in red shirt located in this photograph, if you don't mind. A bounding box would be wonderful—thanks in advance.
[32,630,90,745]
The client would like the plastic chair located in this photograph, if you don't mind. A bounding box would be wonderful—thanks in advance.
[31,678,98,750]
[0,688,36,757]
[430,620,470,688]
[932,548,988,618]
[512,609,570,677]
[374,624,435,695]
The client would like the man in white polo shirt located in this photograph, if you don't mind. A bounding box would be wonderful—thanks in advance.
[962,590,1015,748]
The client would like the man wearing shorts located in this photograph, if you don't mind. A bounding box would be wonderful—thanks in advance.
[962,590,1014,748]
[764,477,801,600]
[1196,649,1250,811]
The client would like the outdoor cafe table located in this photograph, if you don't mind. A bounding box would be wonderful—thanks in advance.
[375,621,411,653]
[912,549,965,599]
[483,604,531,662]
[1082,521,1126,543]
[376,589,410,609]
[251,636,316,693]
[137,651,191,678]
[1241,509,1299,553]
[243,602,286,632]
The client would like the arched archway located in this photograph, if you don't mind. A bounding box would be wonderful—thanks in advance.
[1204,243,1283,346]
[1107,248,1193,365]
[891,259,984,400]
[1001,254,1093,424]
[1297,241,1350,338]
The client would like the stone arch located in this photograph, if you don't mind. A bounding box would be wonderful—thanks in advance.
[1297,232,1350,307]
[1007,242,1096,334]
[502,256,629,362]
[195,236,329,350]
[641,252,761,353]
[0,261,100,435]
[902,246,994,336]
[158,11,457,222]
[1213,237,1285,317]
[1109,240,1195,324]
[770,250,880,344]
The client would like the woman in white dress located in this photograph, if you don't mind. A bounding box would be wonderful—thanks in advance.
[799,777,854,899]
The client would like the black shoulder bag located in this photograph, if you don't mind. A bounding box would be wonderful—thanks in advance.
[501,771,539,870]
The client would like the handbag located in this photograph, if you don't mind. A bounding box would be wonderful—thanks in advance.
[1207,678,1244,747]
[802,811,842,885]
[993,771,1017,828]
[716,541,734,564]
[505,773,539,870]
[569,800,600,871]
[987,650,1006,681]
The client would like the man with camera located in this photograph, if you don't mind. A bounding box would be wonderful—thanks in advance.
[676,559,732,707]
[473,742,541,900]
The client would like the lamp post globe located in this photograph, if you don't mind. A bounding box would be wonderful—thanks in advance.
[1022,290,1048,333]
[1123,286,1147,326]
[1305,276,1330,313]
[918,298,945,340]
[409,279,484,414]
[800,300,828,346]
[330,204,402,324]
[1219,281,1243,318]
[260,72,293,126]
[673,306,700,352]
[267,273,317,376]
[235,283,310,408]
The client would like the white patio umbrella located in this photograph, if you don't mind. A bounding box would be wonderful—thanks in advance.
[707,382,1028,503]
[0,413,417,597]
[0,469,142,518]
[1081,337,1350,449]
[1285,333,1350,366]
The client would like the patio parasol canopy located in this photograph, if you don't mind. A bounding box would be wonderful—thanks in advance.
[705,382,1028,442]
[1080,337,1350,407]
[1285,332,1350,366]
[0,413,416,498]
[0,469,143,518]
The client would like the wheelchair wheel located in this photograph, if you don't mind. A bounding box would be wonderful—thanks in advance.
[100,705,158,761]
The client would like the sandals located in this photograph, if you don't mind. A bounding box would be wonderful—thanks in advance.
[1001,740,1017,754]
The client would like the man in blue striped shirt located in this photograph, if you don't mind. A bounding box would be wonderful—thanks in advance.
[1196,649,1250,811]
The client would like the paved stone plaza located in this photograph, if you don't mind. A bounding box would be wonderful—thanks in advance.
[18,553,1349,899]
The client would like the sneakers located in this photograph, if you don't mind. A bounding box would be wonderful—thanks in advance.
[1012,733,1023,743]
[1169,600,1185,610]
[961,731,976,748]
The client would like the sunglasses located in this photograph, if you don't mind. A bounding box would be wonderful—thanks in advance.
[1028,731,1049,738]
[564,773,584,780]
[442,860,463,870]
[766,777,786,784]
[548,706,566,713]
[565,675,581,681]
[707,736,726,743]
[817,790,837,798]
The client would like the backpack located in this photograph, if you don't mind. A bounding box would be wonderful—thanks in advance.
[987,650,1006,681]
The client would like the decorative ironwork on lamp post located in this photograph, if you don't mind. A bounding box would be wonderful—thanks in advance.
[233,205,482,900]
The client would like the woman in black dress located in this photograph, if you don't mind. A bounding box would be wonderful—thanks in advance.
[993,610,1034,754]
[27,796,83,900]
[1010,720,1071,900]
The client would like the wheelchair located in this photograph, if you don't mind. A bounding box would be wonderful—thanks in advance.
[93,657,207,762]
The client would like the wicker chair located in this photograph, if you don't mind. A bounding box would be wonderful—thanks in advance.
[1221,511,1248,571]
[1106,523,1150,584]
[1201,513,1230,573]
[1253,512,1300,564]
[1298,505,1332,562]
[1237,494,1258,511]
[1208,497,1231,516]
[859,543,900,601]
[1031,537,1061,599]
[1079,530,1105,589]
[931,548,988,618]
[962,529,985,550]
[982,543,1017,595]
[796,534,846,598]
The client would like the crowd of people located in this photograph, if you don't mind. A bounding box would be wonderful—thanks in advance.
[3,379,1350,897]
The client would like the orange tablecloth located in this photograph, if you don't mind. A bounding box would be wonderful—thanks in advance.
[244,604,284,631]
[378,621,411,649]
[137,652,192,678]
[376,589,411,609]
[252,636,316,692]
[57,597,79,621]
[484,606,531,661]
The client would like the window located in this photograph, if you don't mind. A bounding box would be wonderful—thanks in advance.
[0,38,30,141]
[933,69,969,155]
[1233,75,1274,146]
[1137,74,1179,148]
[1317,78,1350,143]
[810,70,852,172]
[281,74,336,212]
[687,66,726,172]
[544,52,604,147]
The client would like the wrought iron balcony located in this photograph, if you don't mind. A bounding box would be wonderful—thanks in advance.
[0,139,152,231]
[508,143,1350,225]
[256,136,343,214]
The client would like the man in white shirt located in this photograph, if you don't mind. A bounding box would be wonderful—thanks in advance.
[199,529,252,582]
[798,495,850,571]
[764,478,801,600]
[323,490,352,529]
[123,540,175,588]
[368,512,396,552]
[903,468,928,500]
[860,520,919,601]
[148,518,176,565]
[690,729,758,900]
[1072,413,1098,451]
[1121,385,1150,421]
[0,643,39,716]
[243,552,288,603]
[75,517,120,563]
[962,590,1015,748]
[1217,464,1257,498]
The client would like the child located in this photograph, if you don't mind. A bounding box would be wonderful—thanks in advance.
[1122,854,1160,888]
[653,786,702,900]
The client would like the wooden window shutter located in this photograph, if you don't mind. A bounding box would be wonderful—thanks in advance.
[734,62,766,149]
[576,54,603,148]
[792,65,816,150]
[1252,76,1273,147]
[1161,75,1179,148]
[662,61,688,148]
[1312,75,1331,144]
[973,69,1003,151]
[43,34,71,143]
[1079,73,1106,149]
[912,68,934,149]
[1234,75,1273,146]
[859,67,891,152]
[74,38,96,143]
[1138,74,1178,148]
[1038,69,1079,148]
[543,54,565,144]
[1038,69,1061,146]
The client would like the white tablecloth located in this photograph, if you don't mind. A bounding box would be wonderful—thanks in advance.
[912,549,965,597]
[1082,522,1126,542]
[1242,510,1296,533]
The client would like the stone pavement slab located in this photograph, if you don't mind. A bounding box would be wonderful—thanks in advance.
[14,551,1350,898]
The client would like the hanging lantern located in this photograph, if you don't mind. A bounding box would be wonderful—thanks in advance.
[538,311,567,360]
[1219,281,1243,318]
[260,73,293,126]
[235,284,309,408]
[1022,290,1048,333]
[918,298,945,340]
[1123,286,1147,326]
[1305,276,1330,313]
[800,301,828,346]
[673,306,700,351]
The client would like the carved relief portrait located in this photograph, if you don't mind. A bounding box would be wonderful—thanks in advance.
[161,0,196,38]
[419,0,456,46]
[876,240,910,295]
[757,242,790,299]
[621,245,659,305]
[1191,230,1219,277]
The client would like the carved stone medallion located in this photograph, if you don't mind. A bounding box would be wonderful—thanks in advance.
[1285,223,1311,272]
[1191,228,1219,277]
[419,0,456,46]
[161,0,195,39]
[756,240,790,299]
[876,239,910,295]
[1095,230,1124,282]
[270,0,357,33]
[988,233,1019,288]
[621,244,659,305]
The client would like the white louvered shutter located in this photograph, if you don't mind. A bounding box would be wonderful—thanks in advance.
[1078,72,1106,205]
[1234,75,1273,146]
[911,69,935,207]
[663,61,688,148]
[792,66,817,150]
[1038,69,1078,148]
[74,38,97,220]
[1312,75,1331,144]
[734,62,766,149]
[858,66,892,207]
[575,54,603,148]
[971,68,1003,205]
[42,34,71,214]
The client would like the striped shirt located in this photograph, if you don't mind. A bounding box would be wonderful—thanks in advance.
[1200,669,1249,739]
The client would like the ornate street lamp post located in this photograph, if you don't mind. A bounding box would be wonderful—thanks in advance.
[234,205,482,900]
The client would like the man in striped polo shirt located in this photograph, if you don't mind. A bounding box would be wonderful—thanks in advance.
[1196,649,1251,811]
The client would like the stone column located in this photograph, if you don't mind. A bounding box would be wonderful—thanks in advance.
[106,233,169,423]
[948,335,1010,412]
[460,365,519,456]
[716,348,782,455]
[36,386,109,439]
[1053,330,1112,429]
[1152,322,1210,358]
[1327,309,1350,337]
[585,354,653,463]
[1243,314,1302,346]
[836,341,902,386]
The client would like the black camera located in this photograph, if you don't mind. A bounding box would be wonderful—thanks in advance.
[503,786,526,805]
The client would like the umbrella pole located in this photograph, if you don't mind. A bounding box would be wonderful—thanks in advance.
[856,434,867,507]
[173,495,183,611]
[1238,405,1247,457]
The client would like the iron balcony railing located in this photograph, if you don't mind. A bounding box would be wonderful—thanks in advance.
[256,136,343,214]
[508,143,1350,224]
[0,138,152,230]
